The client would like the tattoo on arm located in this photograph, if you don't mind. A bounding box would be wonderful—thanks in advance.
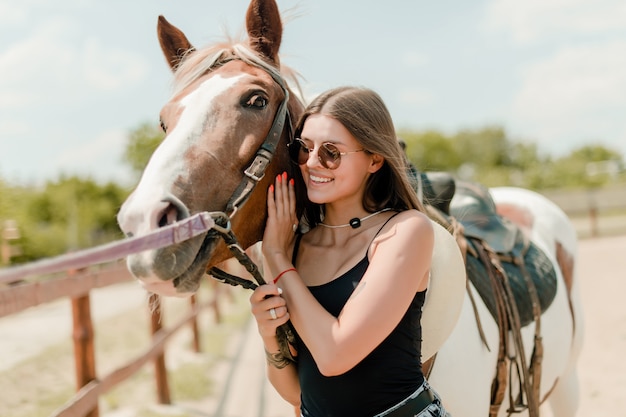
[265,349,292,369]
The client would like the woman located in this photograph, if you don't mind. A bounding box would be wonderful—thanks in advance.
[249,86,450,416]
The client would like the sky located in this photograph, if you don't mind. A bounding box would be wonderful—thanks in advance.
[1,0,626,186]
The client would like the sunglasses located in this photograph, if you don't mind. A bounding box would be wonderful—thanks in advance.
[288,138,365,170]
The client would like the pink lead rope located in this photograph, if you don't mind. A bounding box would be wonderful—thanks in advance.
[0,212,216,285]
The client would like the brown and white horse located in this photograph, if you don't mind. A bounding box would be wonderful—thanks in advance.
[117,1,583,416]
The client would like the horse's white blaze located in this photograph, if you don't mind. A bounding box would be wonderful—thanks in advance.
[129,74,245,218]
[120,75,244,220]
[117,74,246,279]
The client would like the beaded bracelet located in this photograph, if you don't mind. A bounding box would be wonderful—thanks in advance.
[273,267,296,284]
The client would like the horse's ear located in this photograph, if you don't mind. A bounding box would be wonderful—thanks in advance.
[245,0,282,65]
[157,15,196,71]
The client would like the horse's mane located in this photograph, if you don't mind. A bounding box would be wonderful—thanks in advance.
[171,39,305,103]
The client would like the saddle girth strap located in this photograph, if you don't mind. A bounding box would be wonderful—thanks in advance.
[472,239,509,417]
[498,233,544,408]
[513,235,544,407]
[472,238,541,417]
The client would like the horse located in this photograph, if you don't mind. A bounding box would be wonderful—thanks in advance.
[116,1,583,416]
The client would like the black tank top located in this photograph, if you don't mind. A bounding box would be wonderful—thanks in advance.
[292,218,426,417]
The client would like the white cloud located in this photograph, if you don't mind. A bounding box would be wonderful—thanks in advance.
[0,18,81,108]
[0,15,149,111]
[56,129,125,165]
[512,40,626,153]
[83,38,149,91]
[401,51,429,69]
[398,89,434,107]
[0,1,33,26]
[0,119,29,136]
[54,129,133,183]
[485,0,626,44]
[0,91,38,109]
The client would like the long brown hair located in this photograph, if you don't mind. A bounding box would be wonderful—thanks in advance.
[292,86,424,228]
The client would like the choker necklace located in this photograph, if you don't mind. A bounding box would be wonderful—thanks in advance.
[320,208,392,229]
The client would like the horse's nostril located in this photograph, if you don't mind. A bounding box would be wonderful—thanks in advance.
[158,212,169,228]
[158,204,180,228]
[157,198,189,228]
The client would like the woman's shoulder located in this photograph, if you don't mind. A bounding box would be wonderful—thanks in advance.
[368,209,434,260]
[391,209,432,228]
[377,209,433,242]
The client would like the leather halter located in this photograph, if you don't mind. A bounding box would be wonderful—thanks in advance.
[204,66,292,289]
[225,87,291,217]
[202,70,298,364]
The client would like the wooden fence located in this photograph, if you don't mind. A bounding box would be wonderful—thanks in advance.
[542,185,626,237]
[1,186,622,416]
[0,261,212,417]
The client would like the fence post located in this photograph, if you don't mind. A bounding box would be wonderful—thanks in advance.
[190,295,201,353]
[71,294,99,417]
[149,293,171,404]
[587,189,599,237]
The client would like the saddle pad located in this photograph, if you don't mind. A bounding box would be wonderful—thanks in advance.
[465,237,558,327]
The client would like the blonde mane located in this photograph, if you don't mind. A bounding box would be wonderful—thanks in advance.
[170,40,304,101]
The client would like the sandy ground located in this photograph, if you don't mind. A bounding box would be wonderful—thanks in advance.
[1,235,624,416]
[575,234,626,415]
[0,281,149,372]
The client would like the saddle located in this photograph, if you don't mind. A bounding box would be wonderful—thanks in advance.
[423,175,557,319]
[423,173,555,417]
[424,175,518,254]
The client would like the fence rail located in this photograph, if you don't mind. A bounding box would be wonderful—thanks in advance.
[0,262,210,417]
[544,185,626,215]
[541,185,626,238]
[0,263,131,318]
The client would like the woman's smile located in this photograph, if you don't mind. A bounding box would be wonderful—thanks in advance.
[309,174,333,184]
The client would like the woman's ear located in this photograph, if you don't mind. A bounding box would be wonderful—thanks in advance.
[368,154,385,173]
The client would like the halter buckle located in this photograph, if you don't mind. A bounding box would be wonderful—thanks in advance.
[244,149,272,182]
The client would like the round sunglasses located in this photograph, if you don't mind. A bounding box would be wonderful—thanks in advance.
[288,138,365,170]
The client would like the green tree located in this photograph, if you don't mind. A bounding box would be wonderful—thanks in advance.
[123,122,164,178]
[398,130,462,172]
[547,145,623,189]
[454,126,512,168]
[396,126,625,190]
[5,176,127,263]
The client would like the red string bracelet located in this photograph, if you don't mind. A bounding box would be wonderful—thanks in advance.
[273,267,296,284]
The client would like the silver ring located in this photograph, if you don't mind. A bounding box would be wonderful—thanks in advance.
[269,308,277,320]
[292,223,298,233]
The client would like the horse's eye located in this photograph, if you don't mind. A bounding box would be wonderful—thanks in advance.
[246,94,268,108]
[159,119,167,133]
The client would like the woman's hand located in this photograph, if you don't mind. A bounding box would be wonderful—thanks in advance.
[249,284,290,339]
[262,172,298,259]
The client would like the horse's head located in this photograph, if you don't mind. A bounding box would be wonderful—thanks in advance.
[117,0,303,296]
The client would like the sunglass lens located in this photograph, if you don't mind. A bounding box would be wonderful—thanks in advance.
[289,139,310,165]
[320,143,341,169]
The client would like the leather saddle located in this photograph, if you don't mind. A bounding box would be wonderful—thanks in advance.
[422,173,517,254]
[422,172,557,327]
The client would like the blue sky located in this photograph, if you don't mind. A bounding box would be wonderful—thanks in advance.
[1,0,625,186]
